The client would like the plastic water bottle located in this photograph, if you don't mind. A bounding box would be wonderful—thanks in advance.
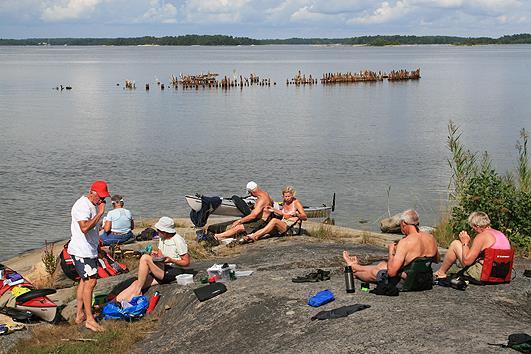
[147,291,160,314]
[344,266,355,293]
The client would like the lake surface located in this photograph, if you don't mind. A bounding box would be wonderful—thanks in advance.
[0,45,530,261]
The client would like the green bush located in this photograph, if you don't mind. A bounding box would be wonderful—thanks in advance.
[447,123,531,256]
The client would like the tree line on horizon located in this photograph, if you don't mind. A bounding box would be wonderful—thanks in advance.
[1,33,530,46]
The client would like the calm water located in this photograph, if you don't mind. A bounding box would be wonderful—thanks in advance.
[0,45,530,261]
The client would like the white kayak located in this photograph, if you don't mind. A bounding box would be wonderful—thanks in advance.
[185,194,334,219]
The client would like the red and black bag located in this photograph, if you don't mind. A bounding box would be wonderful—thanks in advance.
[60,242,128,281]
[480,248,514,283]
[60,244,80,281]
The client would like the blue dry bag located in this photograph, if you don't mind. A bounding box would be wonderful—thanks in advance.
[102,295,149,321]
[308,289,335,307]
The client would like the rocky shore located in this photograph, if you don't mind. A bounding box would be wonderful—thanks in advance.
[1,219,530,353]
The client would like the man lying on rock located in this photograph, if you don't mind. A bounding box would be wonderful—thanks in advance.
[343,209,439,289]
[116,217,190,302]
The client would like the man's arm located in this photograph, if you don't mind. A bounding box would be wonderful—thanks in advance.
[387,241,407,277]
[237,198,267,224]
[165,253,190,267]
[78,203,105,234]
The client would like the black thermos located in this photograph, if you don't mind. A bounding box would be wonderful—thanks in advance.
[344,266,355,293]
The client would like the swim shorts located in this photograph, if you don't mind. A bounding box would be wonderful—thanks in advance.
[243,219,267,234]
[154,266,185,285]
[72,256,99,279]
[447,260,483,281]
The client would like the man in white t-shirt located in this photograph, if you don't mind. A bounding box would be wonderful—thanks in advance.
[116,216,190,303]
[68,180,110,332]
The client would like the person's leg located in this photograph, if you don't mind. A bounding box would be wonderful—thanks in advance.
[127,255,165,296]
[75,280,86,324]
[115,273,155,303]
[248,219,287,241]
[434,240,463,278]
[343,251,387,283]
[215,224,245,240]
[83,277,104,332]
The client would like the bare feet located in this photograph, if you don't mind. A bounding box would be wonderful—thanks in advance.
[433,270,447,279]
[342,251,359,268]
[75,314,86,325]
[85,320,105,332]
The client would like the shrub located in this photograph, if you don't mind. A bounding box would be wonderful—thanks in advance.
[41,240,57,277]
[446,123,531,256]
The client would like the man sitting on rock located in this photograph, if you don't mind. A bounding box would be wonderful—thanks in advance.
[343,209,439,288]
[115,217,190,302]
[213,181,274,241]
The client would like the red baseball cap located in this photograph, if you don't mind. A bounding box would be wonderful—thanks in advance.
[90,180,110,198]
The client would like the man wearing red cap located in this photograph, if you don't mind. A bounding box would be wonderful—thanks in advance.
[68,180,110,332]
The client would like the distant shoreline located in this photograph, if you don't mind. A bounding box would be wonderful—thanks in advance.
[1,33,530,47]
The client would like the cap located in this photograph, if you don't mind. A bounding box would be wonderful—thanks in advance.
[154,216,177,234]
[246,181,258,193]
[90,180,110,198]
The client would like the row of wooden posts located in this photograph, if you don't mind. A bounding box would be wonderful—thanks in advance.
[121,69,421,90]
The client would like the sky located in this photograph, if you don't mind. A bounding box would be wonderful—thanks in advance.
[0,0,530,39]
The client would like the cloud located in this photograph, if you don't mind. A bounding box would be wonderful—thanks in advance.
[181,0,250,23]
[349,1,410,25]
[139,0,178,23]
[0,0,529,37]
[41,0,103,22]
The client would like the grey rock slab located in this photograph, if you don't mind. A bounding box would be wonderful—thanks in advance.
[136,237,531,353]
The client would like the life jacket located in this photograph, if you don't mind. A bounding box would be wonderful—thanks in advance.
[479,247,514,283]
[60,242,128,281]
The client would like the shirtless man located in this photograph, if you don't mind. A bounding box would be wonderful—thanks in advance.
[343,209,439,283]
[214,181,273,240]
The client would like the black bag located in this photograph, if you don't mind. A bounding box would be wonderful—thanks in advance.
[193,283,227,302]
[136,227,157,241]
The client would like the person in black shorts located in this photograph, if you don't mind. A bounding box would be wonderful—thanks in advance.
[116,217,190,302]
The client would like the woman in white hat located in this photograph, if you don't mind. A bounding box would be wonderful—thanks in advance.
[116,216,190,302]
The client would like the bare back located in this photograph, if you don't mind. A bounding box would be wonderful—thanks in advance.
[400,231,439,265]
[253,189,274,220]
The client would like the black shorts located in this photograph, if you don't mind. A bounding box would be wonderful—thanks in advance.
[154,266,185,284]
[243,219,267,234]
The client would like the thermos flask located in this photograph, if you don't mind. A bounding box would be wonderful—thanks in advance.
[344,266,355,293]
[147,291,160,314]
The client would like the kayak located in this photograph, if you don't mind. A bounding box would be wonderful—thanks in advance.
[185,194,334,219]
[0,264,58,322]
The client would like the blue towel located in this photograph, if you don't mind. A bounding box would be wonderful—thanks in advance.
[308,289,335,307]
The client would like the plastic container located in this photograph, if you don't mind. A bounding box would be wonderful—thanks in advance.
[234,270,253,277]
[176,274,194,285]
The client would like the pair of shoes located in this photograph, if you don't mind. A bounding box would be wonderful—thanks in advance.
[292,269,331,283]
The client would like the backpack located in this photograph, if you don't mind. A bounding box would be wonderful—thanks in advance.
[136,227,157,241]
[59,244,80,281]
[59,242,128,281]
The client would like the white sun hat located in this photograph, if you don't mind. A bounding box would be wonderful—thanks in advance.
[154,216,176,234]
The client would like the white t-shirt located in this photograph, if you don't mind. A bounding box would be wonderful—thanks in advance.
[158,234,188,264]
[68,195,100,258]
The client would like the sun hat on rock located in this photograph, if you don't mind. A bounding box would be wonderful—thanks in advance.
[246,181,258,193]
[154,216,177,234]
[90,180,110,198]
